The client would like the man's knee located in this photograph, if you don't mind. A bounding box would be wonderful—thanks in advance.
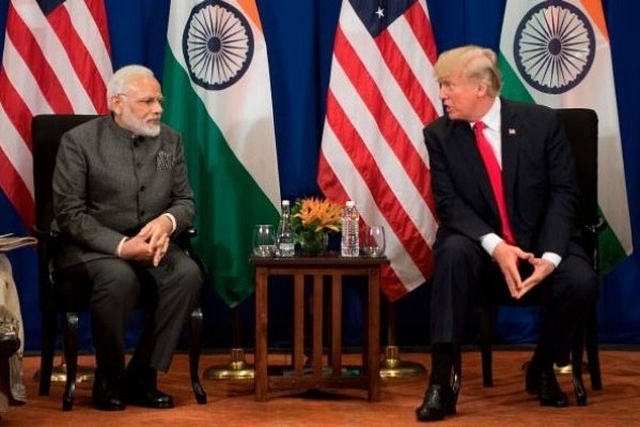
[180,258,203,295]
[557,257,599,304]
[167,256,203,300]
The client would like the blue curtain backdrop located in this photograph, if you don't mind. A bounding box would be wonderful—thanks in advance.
[0,0,638,352]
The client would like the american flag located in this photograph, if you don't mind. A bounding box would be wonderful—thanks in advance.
[0,0,112,227]
[318,0,441,301]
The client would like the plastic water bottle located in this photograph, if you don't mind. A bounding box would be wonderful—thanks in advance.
[276,200,295,257]
[341,200,360,257]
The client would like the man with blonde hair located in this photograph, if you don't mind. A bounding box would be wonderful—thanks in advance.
[416,45,598,421]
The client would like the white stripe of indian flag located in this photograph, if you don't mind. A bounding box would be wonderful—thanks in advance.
[163,0,280,307]
[499,0,632,272]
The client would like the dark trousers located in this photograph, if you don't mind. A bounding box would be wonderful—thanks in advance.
[74,245,202,379]
[430,234,598,375]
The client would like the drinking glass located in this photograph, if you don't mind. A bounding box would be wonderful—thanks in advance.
[253,224,276,257]
[364,225,385,257]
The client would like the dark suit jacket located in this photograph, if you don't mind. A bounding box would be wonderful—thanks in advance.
[424,98,579,257]
[52,116,195,269]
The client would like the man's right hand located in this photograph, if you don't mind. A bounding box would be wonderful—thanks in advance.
[119,235,155,262]
[492,241,534,299]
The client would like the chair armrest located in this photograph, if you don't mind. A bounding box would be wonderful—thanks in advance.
[585,216,607,235]
[31,226,59,311]
[581,216,607,274]
[174,227,196,248]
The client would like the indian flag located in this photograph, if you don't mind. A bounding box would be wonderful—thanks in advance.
[499,0,633,272]
[163,0,280,307]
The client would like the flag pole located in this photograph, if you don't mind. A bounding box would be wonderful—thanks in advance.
[33,354,94,384]
[203,305,255,380]
[379,299,427,379]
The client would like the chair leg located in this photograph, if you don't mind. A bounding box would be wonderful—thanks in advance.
[189,307,207,404]
[62,312,79,411]
[480,307,493,387]
[571,324,587,406]
[451,346,462,401]
[39,309,57,396]
[585,304,602,390]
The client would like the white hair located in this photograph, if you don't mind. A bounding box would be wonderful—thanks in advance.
[106,64,155,110]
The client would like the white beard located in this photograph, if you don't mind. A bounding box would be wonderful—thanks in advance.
[123,115,161,137]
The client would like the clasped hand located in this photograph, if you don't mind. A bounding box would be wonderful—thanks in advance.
[119,216,172,266]
[492,242,555,299]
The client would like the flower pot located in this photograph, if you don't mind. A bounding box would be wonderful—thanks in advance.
[297,231,329,256]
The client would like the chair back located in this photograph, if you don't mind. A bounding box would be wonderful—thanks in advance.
[555,108,598,231]
[32,114,99,233]
[555,108,598,266]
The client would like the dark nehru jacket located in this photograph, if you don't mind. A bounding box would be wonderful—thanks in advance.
[52,115,195,269]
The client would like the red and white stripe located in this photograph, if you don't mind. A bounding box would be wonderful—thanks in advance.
[318,0,441,301]
[0,0,112,227]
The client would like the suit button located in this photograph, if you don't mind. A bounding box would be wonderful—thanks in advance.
[140,185,146,192]
[136,162,142,168]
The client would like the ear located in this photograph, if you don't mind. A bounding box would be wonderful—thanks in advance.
[476,81,489,97]
[110,95,124,115]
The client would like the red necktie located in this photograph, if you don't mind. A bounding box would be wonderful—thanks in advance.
[474,121,515,244]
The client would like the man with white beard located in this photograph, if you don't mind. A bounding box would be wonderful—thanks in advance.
[52,65,202,411]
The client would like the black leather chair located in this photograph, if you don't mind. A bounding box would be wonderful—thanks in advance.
[456,108,603,407]
[32,114,207,410]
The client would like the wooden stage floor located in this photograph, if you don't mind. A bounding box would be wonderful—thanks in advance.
[3,349,639,426]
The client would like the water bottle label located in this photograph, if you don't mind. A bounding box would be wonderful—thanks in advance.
[278,242,295,256]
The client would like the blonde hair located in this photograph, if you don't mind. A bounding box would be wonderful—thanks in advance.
[434,45,502,96]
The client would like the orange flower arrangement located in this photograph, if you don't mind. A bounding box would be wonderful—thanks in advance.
[291,197,343,255]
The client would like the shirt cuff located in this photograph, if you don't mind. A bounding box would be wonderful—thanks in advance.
[481,232,561,267]
[116,237,128,257]
[480,233,503,256]
[542,252,562,268]
[163,213,177,234]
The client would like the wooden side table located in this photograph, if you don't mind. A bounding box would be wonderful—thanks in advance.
[251,255,387,402]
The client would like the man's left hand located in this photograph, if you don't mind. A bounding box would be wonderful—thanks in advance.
[514,257,555,299]
[137,215,172,266]
[492,242,533,298]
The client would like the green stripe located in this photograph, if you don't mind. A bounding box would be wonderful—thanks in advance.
[498,53,535,104]
[599,225,627,275]
[162,51,279,307]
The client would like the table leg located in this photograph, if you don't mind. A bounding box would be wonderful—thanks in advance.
[312,274,324,377]
[330,273,342,375]
[367,267,381,402]
[293,274,305,376]
[254,267,269,401]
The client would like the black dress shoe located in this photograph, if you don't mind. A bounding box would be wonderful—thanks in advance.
[124,364,174,409]
[415,385,457,422]
[538,371,569,407]
[125,385,174,409]
[92,376,125,411]
[526,365,569,407]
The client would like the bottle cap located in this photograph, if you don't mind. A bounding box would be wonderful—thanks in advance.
[346,200,355,207]
[282,200,290,206]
